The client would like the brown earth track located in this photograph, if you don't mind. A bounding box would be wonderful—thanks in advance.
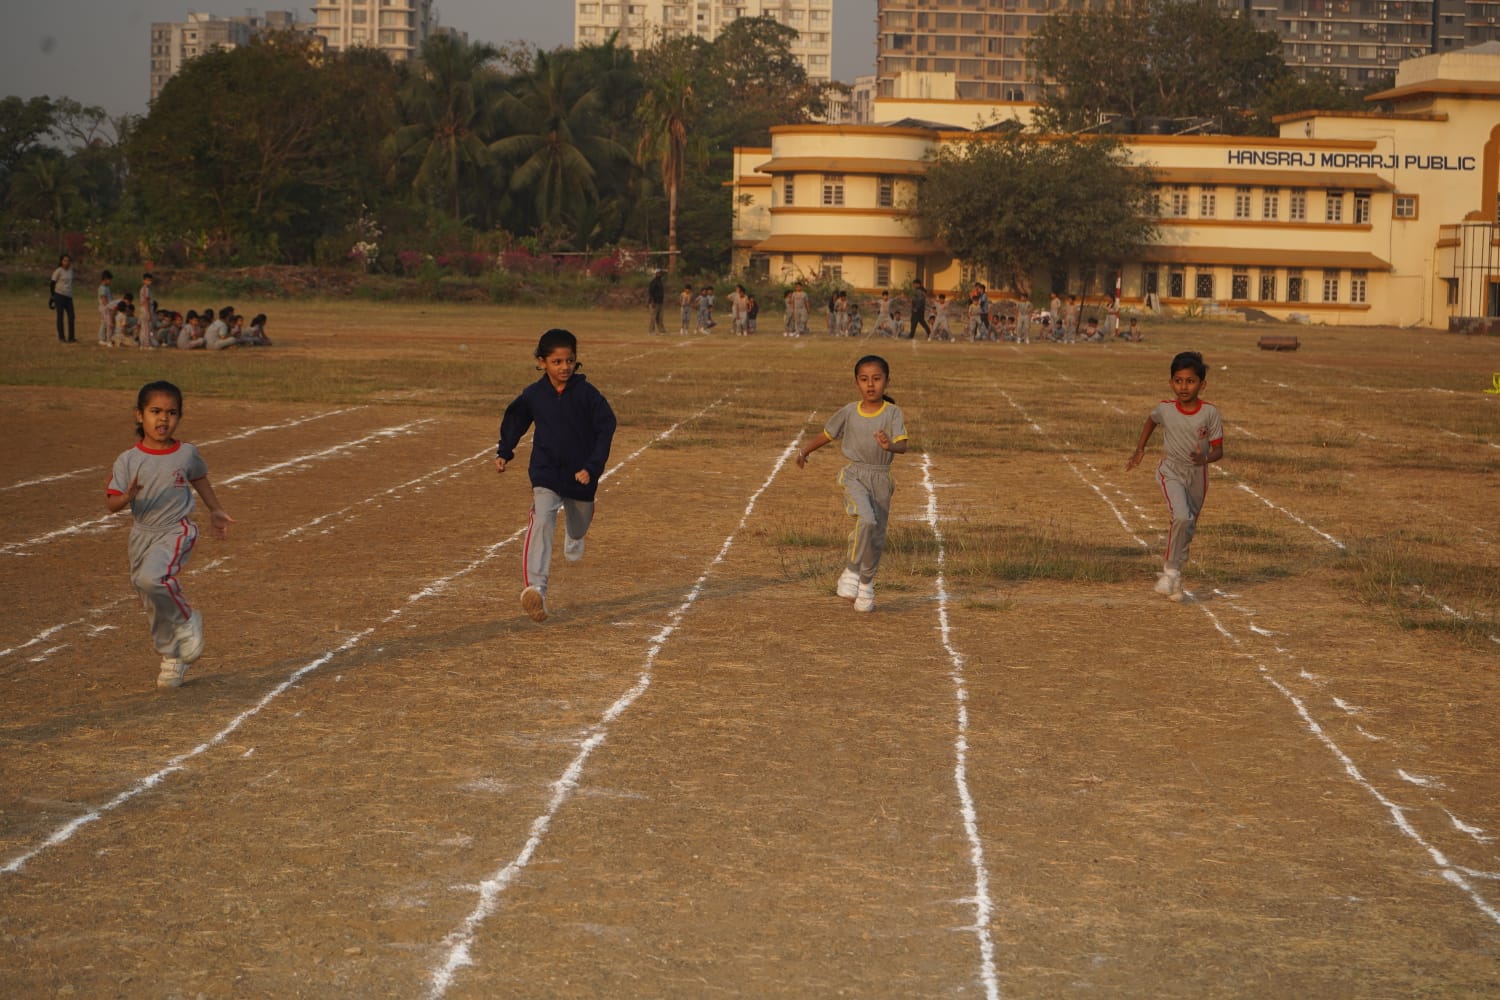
[2,313,1498,998]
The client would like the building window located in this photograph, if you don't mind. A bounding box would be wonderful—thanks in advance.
[1169,186,1190,218]
[1350,269,1367,304]
[1354,190,1371,224]
[820,255,842,281]
[821,174,845,207]
[1262,187,1280,220]
[1234,187,1252,219]
[1394,194,1418,219]
[783,178,794,206]
[1169,270,1185,298]
[1231,267,1249,300]
[1287,269,1304,302]
[1259,270,1276,302]
[875,256,892,287]
[877,175,894,208]
[1195,270,1215,299]
[1289,188,1307,222]
[1199,188,1217,218]
[1322,269,1340,302]
[1325,190,1344,223]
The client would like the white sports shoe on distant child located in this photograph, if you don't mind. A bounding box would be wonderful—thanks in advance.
[157,657,187,689]
[1154,569,1184,602]
[836,568,859,600]
[854,582,875,613]
[174,610,204,664]
[564,535,585,562]
[520,585,548,622]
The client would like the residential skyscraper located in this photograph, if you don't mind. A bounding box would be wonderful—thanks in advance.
[310,0,433,62]
[874,0,1500,105]
[573,0,835,81]
[149,11,302,100]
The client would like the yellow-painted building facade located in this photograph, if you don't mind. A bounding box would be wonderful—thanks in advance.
[730,45,1500,328]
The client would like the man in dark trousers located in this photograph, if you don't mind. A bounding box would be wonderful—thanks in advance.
[907,281,930,340]
[647,269,666,333]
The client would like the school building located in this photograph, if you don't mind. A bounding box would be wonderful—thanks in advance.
[729,44,1500,328]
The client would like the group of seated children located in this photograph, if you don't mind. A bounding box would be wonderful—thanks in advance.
[96,271,272,351]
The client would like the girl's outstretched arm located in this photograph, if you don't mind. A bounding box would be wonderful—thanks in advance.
[795,432,832,469]
[189,476,234,539]
[106,476,141,514]
[1124,417,1158,471]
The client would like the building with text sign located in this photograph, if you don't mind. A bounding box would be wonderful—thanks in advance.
[729,43,1500,328]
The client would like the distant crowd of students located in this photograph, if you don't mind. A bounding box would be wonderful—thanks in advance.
[45,256,271,350]
[655,278,1144,344]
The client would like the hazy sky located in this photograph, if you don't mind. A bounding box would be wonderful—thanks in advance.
[0,1,879,120]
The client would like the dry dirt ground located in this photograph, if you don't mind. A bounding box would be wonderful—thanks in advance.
[2,304,1498,998]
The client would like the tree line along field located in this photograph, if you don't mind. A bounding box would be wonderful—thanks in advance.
[1,299,1498,997]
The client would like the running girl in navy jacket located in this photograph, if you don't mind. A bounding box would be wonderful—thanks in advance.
[495,329,617,623]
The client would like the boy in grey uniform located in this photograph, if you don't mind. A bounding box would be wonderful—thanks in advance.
[1125,351,1224,601]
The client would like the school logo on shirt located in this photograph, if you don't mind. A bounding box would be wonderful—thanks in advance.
[172,469,188,488]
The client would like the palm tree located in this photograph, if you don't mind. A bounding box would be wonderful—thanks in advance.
[10,155,83,249]
[635,68,696,274]
[491,50,630,238]
[384,34,503,219]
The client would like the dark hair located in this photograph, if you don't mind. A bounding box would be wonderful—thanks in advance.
[134,381,183,439]
[854,355,896,404]
[101,270,113,281]
[251,313,266,326]
[1170,350,1207,379]
[142,272,153,281]
[535,328,578,359]
[219,306,234,320]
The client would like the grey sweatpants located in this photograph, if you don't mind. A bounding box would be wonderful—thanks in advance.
[1156,460,1208,573]
[128,520,198,657]
[524,487,594,596]
[838,464,894,584]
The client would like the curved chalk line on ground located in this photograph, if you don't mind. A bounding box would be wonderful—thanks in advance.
[919,452,1003,1000]
[0,402,724,880]
[0,419,435,557]
[426,431,795,1000]
[0,407,366,494]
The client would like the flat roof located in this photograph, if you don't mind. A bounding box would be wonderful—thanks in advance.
[1140,245,1392,271]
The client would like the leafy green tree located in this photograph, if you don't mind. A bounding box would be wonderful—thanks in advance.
[920,133,1157,298]
[384,34,504,220]
[1248,70,1386,135]
[128,32,400,261]
[1029,0,1283,133]
[0,95,57,203]
[699,16,828,147]
[9,152,84,248]
[492,49,631,243]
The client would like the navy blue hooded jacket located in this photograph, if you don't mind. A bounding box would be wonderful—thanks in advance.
[496,373,617,501]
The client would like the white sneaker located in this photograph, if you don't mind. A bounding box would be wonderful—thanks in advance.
[836,568,859,600]
[1168,576,1185,602]
[854,582,875,612]
[520,585,548,622]
[564,535,585,562]
[157,657,186,689]
[1153,573,1175,596]
[175,610,204,664]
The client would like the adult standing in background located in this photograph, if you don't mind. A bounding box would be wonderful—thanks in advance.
[907,281,930,340]
[647,269,666,334]
[49,254,76,343]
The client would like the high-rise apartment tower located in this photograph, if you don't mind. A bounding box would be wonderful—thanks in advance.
[574,0,835,81]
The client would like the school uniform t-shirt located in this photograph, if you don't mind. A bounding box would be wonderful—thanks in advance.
[108,441,207,530]
[825,401,907,468]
